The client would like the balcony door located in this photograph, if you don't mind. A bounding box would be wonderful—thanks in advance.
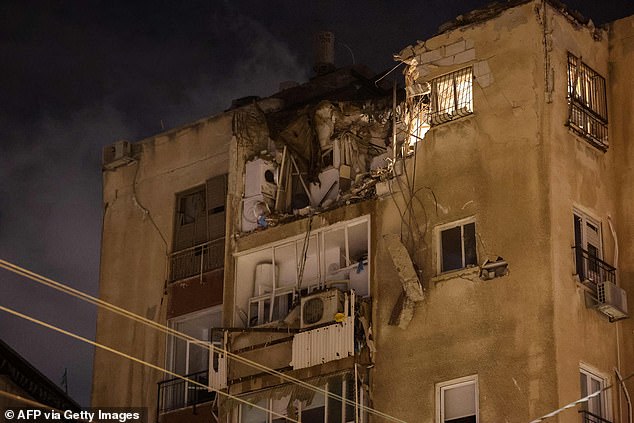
[574,210,603,282]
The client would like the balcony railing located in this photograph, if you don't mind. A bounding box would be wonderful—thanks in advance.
[573,246,616,286]
[579,410,612,423]
[157,370,215,414]
[169,238,224,283]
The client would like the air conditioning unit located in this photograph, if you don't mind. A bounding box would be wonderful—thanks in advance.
[244,158,277,198]
[300,289,345,329]
[103,140,133,169]
[596,282,629,321]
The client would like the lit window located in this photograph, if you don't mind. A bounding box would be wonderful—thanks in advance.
[430,67,473,126]
[437,219,477,273]
[579,366,609,421]
[437,375,478,423]
[567,53,608,150]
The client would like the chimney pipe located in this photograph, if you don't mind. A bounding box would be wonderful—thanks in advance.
[313,31,336,75]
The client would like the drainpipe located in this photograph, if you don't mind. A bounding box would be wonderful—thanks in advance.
[607,215,625,422]
[615,368,632,423]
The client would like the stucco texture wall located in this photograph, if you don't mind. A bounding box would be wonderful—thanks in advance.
[92,113,232,421]
[371,3,559,422]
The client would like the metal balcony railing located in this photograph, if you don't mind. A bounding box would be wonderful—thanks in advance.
[579,410,612,423]
[157,370,215,414]
[573,246,616,287]
[169,238,224,283]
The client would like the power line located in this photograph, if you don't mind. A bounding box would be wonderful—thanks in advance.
[0,304,299,423]
[529,371,634,422]
[0,259,408,423]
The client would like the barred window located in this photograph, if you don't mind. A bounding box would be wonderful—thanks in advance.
[430,67,473,126]
[567,53,608,150]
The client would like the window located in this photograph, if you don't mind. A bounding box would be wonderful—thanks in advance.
[436,375,478,423]
[437,219,477,273]
[430,67,473,126]
[170,175,227,282]
[239,374,360,423]
[160,307,222,411]
[567,54,608,150]
[234,216,370,327]
[580,366,610,421]
[573,209,609,284]
[167,307,222,376]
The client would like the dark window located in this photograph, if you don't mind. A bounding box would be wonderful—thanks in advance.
[440,221,477,273]
[567,53,608,150]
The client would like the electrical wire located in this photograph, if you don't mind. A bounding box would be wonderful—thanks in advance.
[0,304,299,423]
[0,259,408,423]
[528,371,634,423]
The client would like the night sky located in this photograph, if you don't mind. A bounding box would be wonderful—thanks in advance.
[1,0,633,408]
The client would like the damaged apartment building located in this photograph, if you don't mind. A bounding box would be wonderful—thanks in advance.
[93,2,634,423]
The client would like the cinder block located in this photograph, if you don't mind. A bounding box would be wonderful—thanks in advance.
[433,56,455,67]
[453,48,476,64]
[419,48,442,64]
[445,40,466,57]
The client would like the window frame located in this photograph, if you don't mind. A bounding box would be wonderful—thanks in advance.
[579,364,611,421]
[436,375,479,423]
[429,67,474,126]
[234,215,370,328]
[435,217,478,275]
[566,53,608,150]
[238,374,362,423]
[166,306,223,376]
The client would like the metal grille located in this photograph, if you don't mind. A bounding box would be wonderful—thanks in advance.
[429,67,473,125]
[157,370,215,413]
[169,238,224,282]
[572,246,616,286]
[579,410,612,423]
[567,54,608,149]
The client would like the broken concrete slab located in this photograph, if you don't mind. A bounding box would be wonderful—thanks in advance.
[383,234,425,302]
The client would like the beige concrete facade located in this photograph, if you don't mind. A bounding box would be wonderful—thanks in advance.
[93,2,633,423]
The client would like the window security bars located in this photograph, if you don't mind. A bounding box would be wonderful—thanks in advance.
[572,246,616,286]
[429,67,473,126]
[579,410,612,423]
[157,370,215,413]
[169,238,224,283]
[567,54,608,150]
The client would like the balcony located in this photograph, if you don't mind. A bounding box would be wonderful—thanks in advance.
[157,370,215,414]
[208,291,371,392]
[573,246,616,287]
[169,238,224,283]
[579,410,612,423]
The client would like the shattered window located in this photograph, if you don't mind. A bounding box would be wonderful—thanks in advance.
[430,67,473,126]
[437,376,478,423]
[238,374,360,423]
[567,53,608,150]
[235,216,370,327]
[438,219,477,273]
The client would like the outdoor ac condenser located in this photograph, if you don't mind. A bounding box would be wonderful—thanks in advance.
[300,289,345,329]
[596,281,628,321]
[102,140,133,169]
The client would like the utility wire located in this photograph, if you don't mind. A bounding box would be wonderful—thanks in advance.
[0,259,408,423]
[0,304,299,423]
[529,371,634,423]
